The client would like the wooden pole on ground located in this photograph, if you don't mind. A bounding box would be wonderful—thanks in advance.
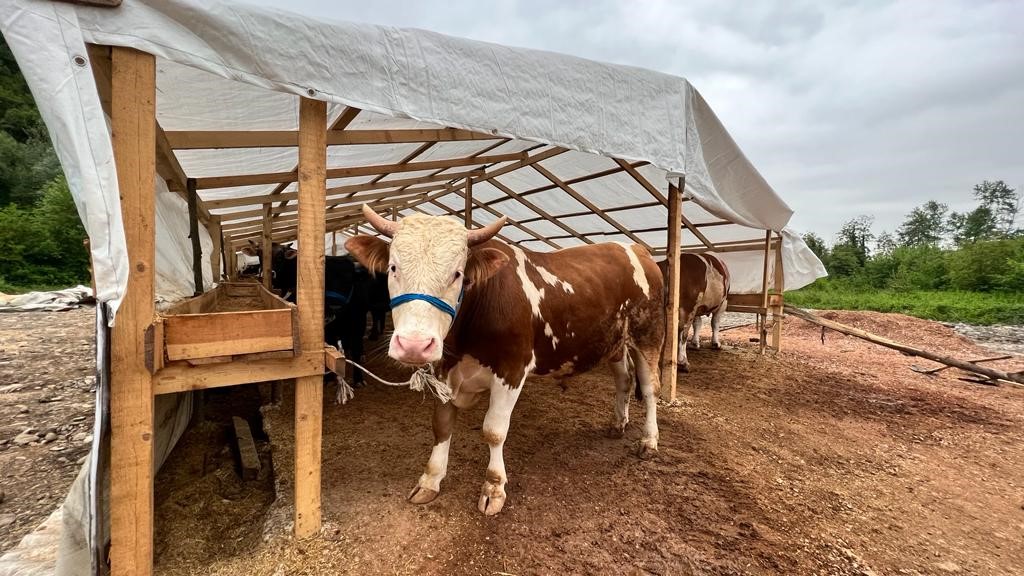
[771,233,784,352]
[294,96,327,538]
[464,177,473,227]
[662,178,683,402]
[108,46,156,576]
[186,178,204,294]
[784,305,1024,386]
[759,230,771,354]
[261,203,273,290]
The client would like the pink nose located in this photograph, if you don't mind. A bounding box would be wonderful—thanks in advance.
[391,333,438,364]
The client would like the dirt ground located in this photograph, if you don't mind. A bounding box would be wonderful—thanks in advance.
[143,310,1024,576]
[2,308,1023,574]
[0,307,96,553]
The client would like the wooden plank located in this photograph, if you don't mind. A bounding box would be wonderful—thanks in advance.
[232,416,262,480]
[662,179,683,402]
[759,230,772,354]
[488,177,593,244]
[261,204,273,290]
[785,305,1024,386]
[729,293,782,308]
[153,353,323,394]
[726,305,769,315]
[186,178,204,294]
[464,177,473,227]
[324,346,345,375]
[294,96,327,539]
[163,309,295,360]
[165,128,496,149]
[194,152,526,190]
[108,46,156,576]
[209,219,223,282]
[453,189,561,250]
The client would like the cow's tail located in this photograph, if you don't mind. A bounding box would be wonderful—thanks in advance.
[628,345,642,401]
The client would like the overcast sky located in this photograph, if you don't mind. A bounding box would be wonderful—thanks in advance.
[248,0,1024,242]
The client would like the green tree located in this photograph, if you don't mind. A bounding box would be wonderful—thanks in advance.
[947,238,1023,292]
[802,232,829,268]
[897,200,948,246]
[835,215,874,268]
[973,180,1020,236]
[948,206,997,246]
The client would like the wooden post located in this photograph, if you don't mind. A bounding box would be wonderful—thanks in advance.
[209,219,223,283]
[186,178,204,294]
[464,177,473,227]
[759,230,772,354]
[226,245,237,281]
[109,46,156,576]
[331,230,338,256]
[261,203,273,290]
[662,177,683,402]
[294,96,327,538]
[771,233,784,352]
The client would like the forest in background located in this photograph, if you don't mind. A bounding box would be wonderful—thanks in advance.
[0,37,90,292]
[0,36,1020,325]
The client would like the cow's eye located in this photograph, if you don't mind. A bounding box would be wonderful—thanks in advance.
[389,264,397,274]
[453,271,462,281]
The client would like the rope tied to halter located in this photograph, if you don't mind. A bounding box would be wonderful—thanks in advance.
[334,357,454,405]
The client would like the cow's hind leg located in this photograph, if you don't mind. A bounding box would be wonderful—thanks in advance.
[608,353,631,437]
[408,400,457,504]
[677,311,693,372]
[689,315,703,349]
[478,377,524,516]
[630,347,659,458]
[710,301,726,350]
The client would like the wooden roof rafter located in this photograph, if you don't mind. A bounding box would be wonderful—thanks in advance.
[165,127,499,149]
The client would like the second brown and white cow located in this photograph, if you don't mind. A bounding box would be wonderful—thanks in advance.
[346,205,665,516]
[658,253,730,372]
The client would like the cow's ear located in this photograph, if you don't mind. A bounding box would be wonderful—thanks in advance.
[240,239,259,257]
[283,248,298,260]
[345,235,390,273]
[465,247,508,287]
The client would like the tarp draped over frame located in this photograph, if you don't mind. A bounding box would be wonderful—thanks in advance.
[2,0,823,313]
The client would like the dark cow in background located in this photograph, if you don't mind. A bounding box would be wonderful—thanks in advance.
[242,241,380,388]
[366,271,390,340]
[657,253,730,372]
[346,205,665,516]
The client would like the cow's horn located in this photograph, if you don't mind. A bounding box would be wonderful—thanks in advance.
[362,204,399,238]
[467,215,507,246]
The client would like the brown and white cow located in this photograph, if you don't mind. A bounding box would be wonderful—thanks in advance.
[658,253,730,372]
[346,205,665,515]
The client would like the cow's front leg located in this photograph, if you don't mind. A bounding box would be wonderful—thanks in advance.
[478,376,524,516]
[408,399,457,504]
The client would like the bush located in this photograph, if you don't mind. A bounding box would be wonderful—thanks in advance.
[946,238,1024,292]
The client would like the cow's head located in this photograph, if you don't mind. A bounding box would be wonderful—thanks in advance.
[346,204,509,365]
[241,240,298,297]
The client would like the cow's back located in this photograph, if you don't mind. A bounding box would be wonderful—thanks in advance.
[447,240,664,384]
[657,253,729,318]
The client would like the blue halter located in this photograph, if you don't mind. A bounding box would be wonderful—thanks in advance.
[325,287,354,304]
[389,284,465,322]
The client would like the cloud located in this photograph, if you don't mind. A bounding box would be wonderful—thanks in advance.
[246,0,1024,241]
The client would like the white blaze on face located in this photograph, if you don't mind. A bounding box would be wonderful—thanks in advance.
[617,243,650,297]
[386,214,469,364]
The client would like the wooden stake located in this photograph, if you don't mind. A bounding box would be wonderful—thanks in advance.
[186,178,204,295]
[294,97,327,539]
[209,219,223,283]
[662,178,683,402]
[108,46,156,576]
[331,230,338,256]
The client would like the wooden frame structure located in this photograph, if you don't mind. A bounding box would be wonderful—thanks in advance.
[95,38,790,576]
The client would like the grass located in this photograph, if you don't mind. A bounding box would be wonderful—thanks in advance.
[786,284,1024,326]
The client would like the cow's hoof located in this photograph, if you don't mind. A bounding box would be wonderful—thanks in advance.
[351,379,367,389]
[607,421,627,438]
[635,438,659,460]
[687,342,699,350]
[407,485,439,505]
[711,341,722,350]
[677,362,690,373]
[478,482,507,516]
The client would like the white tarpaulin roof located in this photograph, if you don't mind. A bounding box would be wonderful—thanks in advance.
[3,0,823,315]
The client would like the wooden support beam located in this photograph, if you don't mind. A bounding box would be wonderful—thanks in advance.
[453,189,562,250]
[616,162,714,249]
[294,97,326,539]
[216,182,446,223]
[771,233,784,352]
[531,163,649,249]
[487,177,593,244]
[209,218,223,282]
[166,128,496,149]
[194,152,526,190]
[759,230,772,354]
[108,46,156,576]
[261,204,273,290]
[464,177,473,227]
[662,179,683,402]
[186,178,204,295]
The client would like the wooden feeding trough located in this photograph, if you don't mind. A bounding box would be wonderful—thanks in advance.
[159,282,298,364]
